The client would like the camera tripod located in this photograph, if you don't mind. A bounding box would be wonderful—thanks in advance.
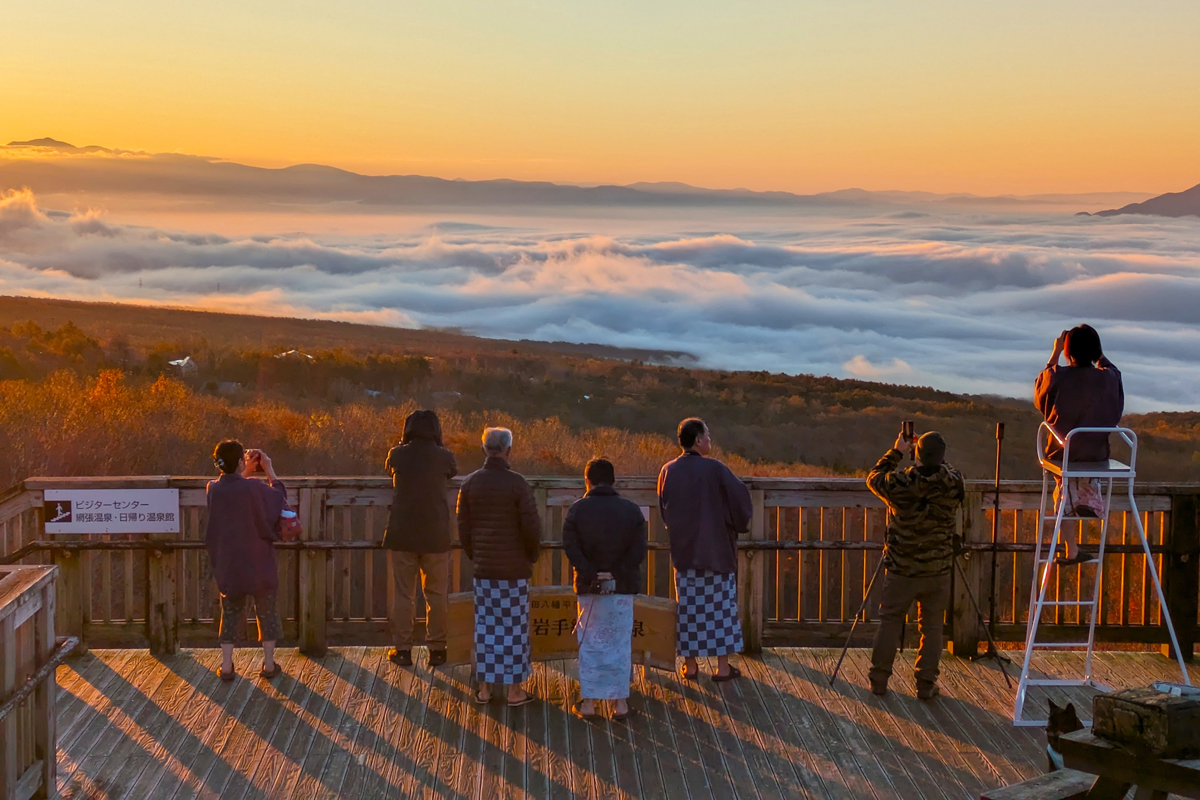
[968,423,1013,679]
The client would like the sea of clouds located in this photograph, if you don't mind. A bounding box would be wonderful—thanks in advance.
[1,187,1198,412]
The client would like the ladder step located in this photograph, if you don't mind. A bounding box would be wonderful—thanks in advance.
[1027,641,1092,649]
[1039,600,1097,607]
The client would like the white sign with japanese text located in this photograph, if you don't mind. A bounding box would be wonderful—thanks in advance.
[44,489,181,534]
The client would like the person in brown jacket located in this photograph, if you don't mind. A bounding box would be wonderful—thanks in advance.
[383,409,457,668]
[456,426,541,706]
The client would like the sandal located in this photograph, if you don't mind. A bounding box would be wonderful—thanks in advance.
[507,693,535,708]
[473,688,491,705]
[612,707,636,721]
[259,663,282,680]
[217,667,237,682]
[1054,549,1098,567]
[711,665,742,683]
[573,702,599,719]
[680,666,698,681]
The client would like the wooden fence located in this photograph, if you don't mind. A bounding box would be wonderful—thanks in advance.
[0,476,1195,661]
[0,564,71,800]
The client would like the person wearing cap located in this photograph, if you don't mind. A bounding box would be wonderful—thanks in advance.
[865,426,965,700]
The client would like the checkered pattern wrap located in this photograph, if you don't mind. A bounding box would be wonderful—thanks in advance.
[675,569,743,657]
[473,578,532,684]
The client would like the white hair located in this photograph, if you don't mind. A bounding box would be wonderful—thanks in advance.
[482,426,513,454]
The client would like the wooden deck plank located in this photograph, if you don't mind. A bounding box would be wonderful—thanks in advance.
[206,649,307,798]
[694,655,770,800]
[62,652,174,797]
[738,653,833,798]
[319,646,387,795]
[828,650,944,800]
[271,646,360,798]
[55,651,156,796]
[252,649,341,798]
[171,648,268,799]
[53,647,1200,800]
[637,663,689,798]
[94,653,204,798]
[118,651,222,800]
[765,649,885,799]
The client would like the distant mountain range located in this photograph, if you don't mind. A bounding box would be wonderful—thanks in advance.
[1088,182,1200,219]
[1,138,1152,212]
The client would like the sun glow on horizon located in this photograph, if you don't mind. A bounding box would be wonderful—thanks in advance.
[3,0,1199,195]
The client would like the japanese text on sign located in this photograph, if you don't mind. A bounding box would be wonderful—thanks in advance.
[45,489,181,534]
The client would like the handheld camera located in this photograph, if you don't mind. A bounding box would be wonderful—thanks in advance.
[901,420,915,460]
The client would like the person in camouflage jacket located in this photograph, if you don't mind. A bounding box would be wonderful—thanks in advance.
[865,428,965,700]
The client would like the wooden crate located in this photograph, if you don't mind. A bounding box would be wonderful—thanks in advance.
[1093,687,1200,758]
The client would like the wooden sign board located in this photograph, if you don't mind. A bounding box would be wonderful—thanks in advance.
[445,585,677,672]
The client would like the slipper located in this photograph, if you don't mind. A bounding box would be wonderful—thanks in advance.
[473,688,491,705]
[259,663,282,680]
[1054,551,1098,567]
[680,667,698,681]
[711,665,742,683]
[573,702,599,719]
[612,708,636,721]
[507,693,535,708]
[217,668,237,682]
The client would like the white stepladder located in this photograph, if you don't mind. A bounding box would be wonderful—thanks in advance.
[1013,424,1191,726]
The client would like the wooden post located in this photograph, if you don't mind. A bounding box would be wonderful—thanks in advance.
[52,549,86,656]
[146,545,178,655]
[949,491,985,657]
[298,487,328,656]
[34,580,56,797]
[739,488,767,654]
[1162,494,1198,662]
[0,614,15,800]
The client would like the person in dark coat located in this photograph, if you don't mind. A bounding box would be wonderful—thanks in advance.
[1034,325,1124,564]
[657,418,753,682]
[205,440,288,681]
[456,426,541,706]
[562,458,647,719]
[383,409,458,668]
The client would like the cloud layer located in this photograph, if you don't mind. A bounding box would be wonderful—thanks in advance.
[2,188,1199,411]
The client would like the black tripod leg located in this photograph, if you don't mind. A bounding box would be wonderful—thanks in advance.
[829,558,886,686]
[954,557,1013,688]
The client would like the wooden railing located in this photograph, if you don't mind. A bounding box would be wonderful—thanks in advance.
[0,564,73,800]
[0,476,1196,660]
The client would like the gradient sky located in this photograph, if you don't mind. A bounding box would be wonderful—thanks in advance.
[5,1,1199,194]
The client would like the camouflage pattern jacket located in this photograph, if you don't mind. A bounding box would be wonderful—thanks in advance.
[866,448,965,577]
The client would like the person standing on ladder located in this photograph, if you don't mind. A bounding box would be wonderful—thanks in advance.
[866,427,965,700]
[1035,325,1123,566]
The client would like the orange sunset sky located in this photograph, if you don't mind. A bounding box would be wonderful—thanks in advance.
[4,0,1199,195]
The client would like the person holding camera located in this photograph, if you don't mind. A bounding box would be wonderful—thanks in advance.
[1035,324,1124,565]
[457,427,541,706]
[562,458,648,720]
[383,409,458,668]
[658,418,753,682]
[866,426,964,700]
[205,440,288,681]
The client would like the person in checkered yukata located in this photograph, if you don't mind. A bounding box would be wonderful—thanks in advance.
[657,418,754,682]
[457,426,542,707]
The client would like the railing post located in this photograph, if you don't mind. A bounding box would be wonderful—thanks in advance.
[146,545,178,656]
[1162,493,1198,662]
[949,491,985,657]
[0,614,15,798]
[298,488,328,656]
[739,488,767,655]
[34,580,56,796]
[52,549,87,656]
